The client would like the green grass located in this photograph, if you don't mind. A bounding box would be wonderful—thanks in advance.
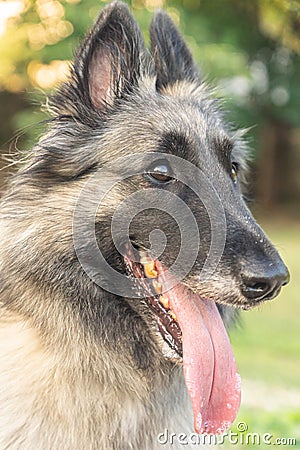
[225,219,300,448]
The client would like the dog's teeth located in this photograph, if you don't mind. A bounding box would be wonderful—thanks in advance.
[159,295,169,309]
[169,310,177,321]
[140,256,152,265]
[144,265,158,278]
[138,250,148,259]
[153,280,162,294]
[140,259,157,278]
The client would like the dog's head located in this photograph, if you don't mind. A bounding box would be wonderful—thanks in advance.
[5,2,289,435]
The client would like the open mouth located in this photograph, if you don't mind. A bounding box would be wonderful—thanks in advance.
[124,245,241,435]
[124,247,183,358]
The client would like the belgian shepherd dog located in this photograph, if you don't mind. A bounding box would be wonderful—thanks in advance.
[0,2,289,449]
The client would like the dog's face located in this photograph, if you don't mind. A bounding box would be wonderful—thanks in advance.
[49,4,288,319]
[11,2,289,435]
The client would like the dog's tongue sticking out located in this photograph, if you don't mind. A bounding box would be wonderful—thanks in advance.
[156,262,241,435]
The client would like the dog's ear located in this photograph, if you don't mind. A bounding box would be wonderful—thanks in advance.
[150,11,199,91]
[54,2,144,119]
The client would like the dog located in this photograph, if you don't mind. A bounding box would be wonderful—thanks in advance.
[0,2,289,449]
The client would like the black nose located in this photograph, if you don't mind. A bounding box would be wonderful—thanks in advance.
[241,262,290,302]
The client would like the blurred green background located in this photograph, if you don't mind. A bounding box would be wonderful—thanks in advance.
[0,0,299,447]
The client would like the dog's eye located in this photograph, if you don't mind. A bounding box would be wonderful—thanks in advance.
[231,162,239,184]
[147,160,174,184]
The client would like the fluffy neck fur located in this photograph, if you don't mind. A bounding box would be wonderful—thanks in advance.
[0,307,193,450]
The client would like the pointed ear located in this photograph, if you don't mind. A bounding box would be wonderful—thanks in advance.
[54,2,144,119]
[150,11,199,91]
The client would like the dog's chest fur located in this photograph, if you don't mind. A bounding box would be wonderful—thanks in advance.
[0,312,194,450]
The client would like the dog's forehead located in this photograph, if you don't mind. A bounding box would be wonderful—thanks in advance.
[102,87,233,168]
[153,128,232,172]
[157,128,233,158]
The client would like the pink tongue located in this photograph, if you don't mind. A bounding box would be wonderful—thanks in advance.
[158,268,241,434]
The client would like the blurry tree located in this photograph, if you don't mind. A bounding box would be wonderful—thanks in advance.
[172,0,300,209]
[0,0,299,208]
